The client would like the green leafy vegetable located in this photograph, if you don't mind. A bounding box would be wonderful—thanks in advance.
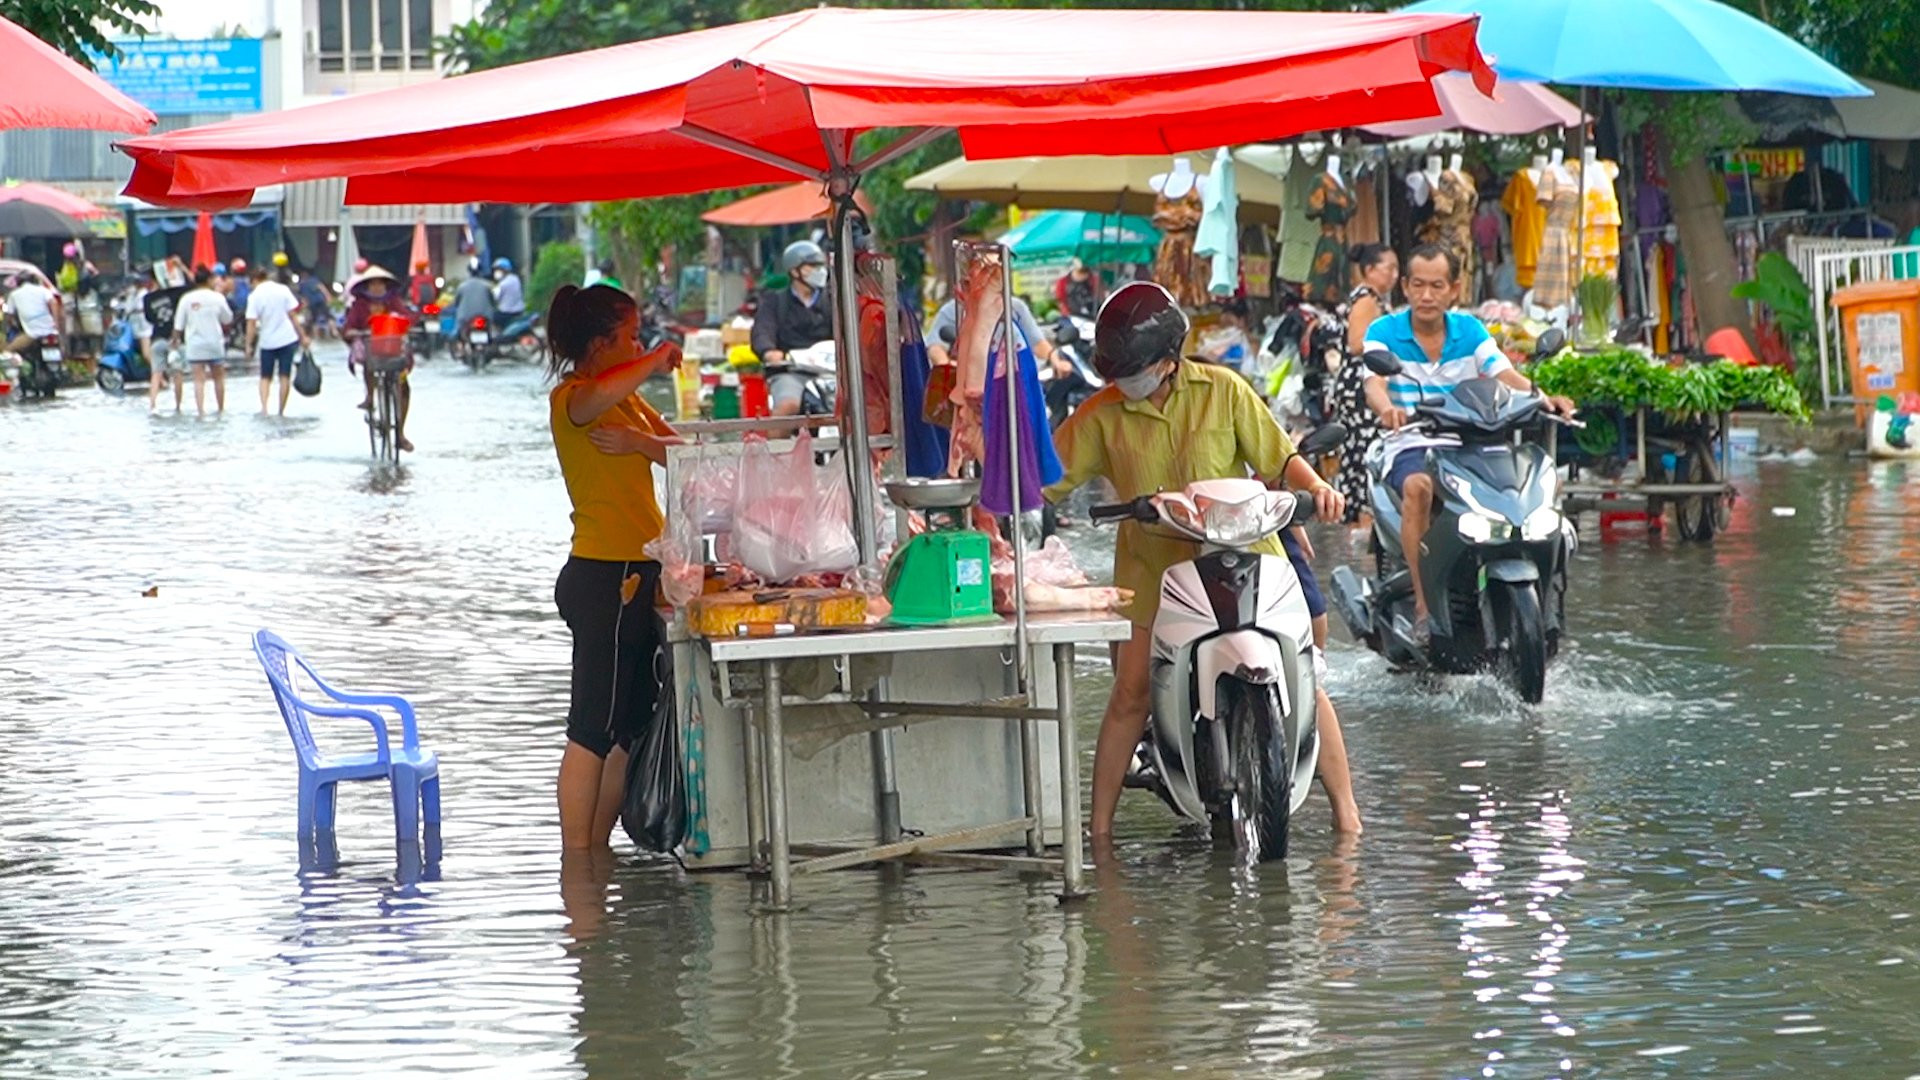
[1528,347,1809,423]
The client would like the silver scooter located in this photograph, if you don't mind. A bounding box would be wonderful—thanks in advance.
[1090,424,1345,861]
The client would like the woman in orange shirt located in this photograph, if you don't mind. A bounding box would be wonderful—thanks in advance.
[546,283,684,849]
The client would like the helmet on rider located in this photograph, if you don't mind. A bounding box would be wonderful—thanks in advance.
[61,243,78,259]
[272,251,290,268]
[1092,281,1189,386]
[229,257,247,274]
[353,258,369,273]
[492,257,513,273]
[780,240,825,275]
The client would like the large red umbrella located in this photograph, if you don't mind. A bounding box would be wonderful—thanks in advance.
[191,212,218,272]
[703,183,875,227]
[119,7,1490,207]
[0,14,154,134]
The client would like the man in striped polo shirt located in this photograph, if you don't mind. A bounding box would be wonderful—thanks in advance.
[1361,244,1576,642]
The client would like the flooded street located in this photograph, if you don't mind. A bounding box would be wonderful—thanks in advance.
[4,349,1920,1078]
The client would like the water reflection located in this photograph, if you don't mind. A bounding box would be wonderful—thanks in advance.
[6,358,1920,1076]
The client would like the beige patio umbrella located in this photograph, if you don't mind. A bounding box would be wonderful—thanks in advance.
[904,154,1287,223]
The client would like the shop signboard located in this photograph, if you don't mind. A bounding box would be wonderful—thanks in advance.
[94,39,263,116]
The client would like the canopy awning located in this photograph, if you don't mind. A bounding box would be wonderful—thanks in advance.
[905,154,1289,222]
[701,182,874,227]
[1738,78,1920,144]
[118,6,1492,208]
[0,13,154,134]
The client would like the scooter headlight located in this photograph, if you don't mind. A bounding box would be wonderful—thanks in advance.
[1197,496,1273,546]
[1458,512,1512,543]
[1521,505,1563,541]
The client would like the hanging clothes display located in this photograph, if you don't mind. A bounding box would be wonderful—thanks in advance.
[1418,169,1478,288]
[1533,165,1580,309]
[1390,160,1426,261]
[1304,170,1354,305]
[1581,158,1623,279]
[1348,166,1382,247]
[1152,188,1209,308]
[1500,170,1546,289]
[1277,148,1322,286]
[1194,147,1240,298]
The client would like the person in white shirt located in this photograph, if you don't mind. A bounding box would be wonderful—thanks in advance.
[5,276,62,355]
[171,266,234,416]
[244,267,309,416]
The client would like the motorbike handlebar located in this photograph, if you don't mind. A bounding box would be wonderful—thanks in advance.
[1288,492,1319,528]
[1089,497,1156,524]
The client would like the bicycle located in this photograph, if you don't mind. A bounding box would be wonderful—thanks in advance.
[353,331,409,464]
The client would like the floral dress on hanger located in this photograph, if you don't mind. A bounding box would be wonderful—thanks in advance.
[1418,169,1478,287]
[1304,172,1354,306]
[1152,189,1209,308]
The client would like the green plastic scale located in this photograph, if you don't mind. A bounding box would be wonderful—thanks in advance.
[883,478,996,625]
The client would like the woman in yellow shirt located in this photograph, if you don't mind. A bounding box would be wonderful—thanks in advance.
[1046,282,1362,853]
[546,283,684,849]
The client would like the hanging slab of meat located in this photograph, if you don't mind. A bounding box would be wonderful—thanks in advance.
[952,253,1005,402]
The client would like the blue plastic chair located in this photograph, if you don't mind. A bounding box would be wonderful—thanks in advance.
[252,629,441,864]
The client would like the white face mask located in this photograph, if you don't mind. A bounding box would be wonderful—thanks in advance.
[1115,364,1168,401]
[802,266,828,290]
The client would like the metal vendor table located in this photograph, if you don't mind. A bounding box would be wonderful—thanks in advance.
[683,612,1131,911]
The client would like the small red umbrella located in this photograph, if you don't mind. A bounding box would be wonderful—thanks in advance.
[0,14,154,134]
[0,182,111,220]
[407,215,430,273]
[703,182,875,227]
[191,212,218,272]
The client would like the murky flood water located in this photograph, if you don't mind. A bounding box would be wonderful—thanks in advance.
[4,351,1919,1078]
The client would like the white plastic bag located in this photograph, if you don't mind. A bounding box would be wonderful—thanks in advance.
[732,430,859,584]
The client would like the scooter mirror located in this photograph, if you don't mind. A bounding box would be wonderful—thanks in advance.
[1297,422,1347,458]
[1361,349,1403,377]
[938,325,956,346]
[1533,327,1568,358]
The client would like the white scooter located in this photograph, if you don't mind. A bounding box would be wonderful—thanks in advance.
[1089,424,1346,861]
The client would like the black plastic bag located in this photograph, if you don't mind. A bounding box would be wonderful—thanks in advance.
[622,644,687,852]
[293,348,323,397]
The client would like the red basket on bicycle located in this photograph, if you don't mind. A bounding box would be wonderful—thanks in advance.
[367,312,411,362]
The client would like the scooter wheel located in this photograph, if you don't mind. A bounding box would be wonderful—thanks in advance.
[97,367,125,395]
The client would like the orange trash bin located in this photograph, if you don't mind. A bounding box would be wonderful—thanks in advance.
[1832,279,1920,424]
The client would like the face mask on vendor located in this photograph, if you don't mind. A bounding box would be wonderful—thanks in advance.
[801,265,828,290]
[1115,361,1173,401]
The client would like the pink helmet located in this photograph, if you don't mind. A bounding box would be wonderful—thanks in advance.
[62,243,78,258]
[353,258,369,273]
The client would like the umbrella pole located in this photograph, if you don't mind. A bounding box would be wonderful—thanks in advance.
[831,191,879,569]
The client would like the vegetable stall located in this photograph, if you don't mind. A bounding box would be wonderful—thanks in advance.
[1527,346,1807,540]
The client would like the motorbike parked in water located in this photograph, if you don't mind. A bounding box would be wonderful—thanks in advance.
[1329,331,1578,704]
[1092,424,1347,862]
[95,308,149,394]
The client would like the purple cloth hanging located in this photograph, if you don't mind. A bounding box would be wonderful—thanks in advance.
[979,340,1048,515]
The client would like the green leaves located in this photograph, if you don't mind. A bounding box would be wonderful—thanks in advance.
[1729,253,1815,339]
[1528,348,1810,423]
[5,0,161,66]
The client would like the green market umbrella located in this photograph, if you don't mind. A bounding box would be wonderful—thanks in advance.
[1000,210,1157,268]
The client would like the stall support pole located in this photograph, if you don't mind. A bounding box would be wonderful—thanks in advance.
[871,258,904,845]
[997,243,1040,857]
[763,659,793,910]
[1054,642,1085,900]
[743,698,768,873]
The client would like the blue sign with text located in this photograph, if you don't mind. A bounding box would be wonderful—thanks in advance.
[96,39,263,116]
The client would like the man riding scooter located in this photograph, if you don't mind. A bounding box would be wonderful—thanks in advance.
[1360,244,1577,644]
[1045,282,1362,856]
[751,240,835,417]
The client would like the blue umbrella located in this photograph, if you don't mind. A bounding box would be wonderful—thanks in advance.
[1402,0,1868,97]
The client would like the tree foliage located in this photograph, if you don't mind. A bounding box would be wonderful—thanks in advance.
[1723,0,1920,89]
[3,0,159,66]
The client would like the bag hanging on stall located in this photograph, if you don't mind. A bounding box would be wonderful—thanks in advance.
[292,348,323,397]
[621,643,688,853]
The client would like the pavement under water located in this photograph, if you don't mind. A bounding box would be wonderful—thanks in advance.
[3,348,1919,1078]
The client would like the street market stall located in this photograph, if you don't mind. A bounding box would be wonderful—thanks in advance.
[119,6,1494,908]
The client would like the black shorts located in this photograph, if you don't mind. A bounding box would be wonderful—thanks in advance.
[259,342,298,379]
[1279,530,1327,620]
[554,557,664,758]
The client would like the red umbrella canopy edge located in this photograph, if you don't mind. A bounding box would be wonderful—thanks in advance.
[119,7,1491,209]
[0,14,154,134]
